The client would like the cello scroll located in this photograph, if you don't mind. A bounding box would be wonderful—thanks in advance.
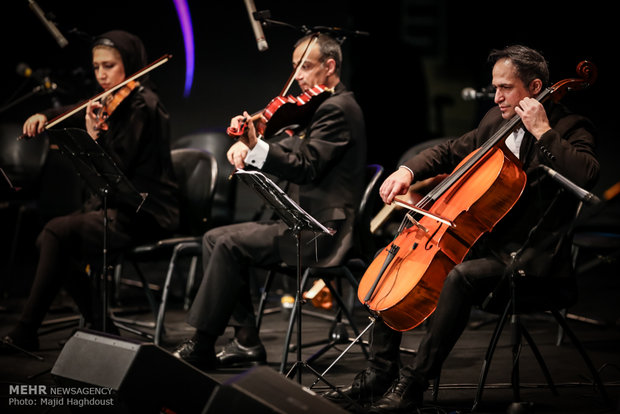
[548,60,597,102]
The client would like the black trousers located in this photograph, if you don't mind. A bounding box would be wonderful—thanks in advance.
[369,256,507,387]
[19,207,166,332]
[187,221,288,337]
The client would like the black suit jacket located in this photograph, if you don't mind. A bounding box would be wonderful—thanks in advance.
[403,102,598,273]
[261,82,367,267]
[43,85,179,236]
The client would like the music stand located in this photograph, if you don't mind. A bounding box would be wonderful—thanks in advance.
[46,128,147,333]
[234,169,335,384]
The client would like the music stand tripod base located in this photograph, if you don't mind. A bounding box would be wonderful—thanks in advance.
[234,169,334,384]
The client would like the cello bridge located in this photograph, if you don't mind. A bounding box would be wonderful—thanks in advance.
[405,213,428,233]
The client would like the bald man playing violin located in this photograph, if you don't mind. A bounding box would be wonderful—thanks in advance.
[173,33,367,370]
[324,45,598,413]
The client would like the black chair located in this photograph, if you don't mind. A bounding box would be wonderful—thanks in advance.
[555,189,620,339]
[431,199,610,412]
[255,164,384,373]
[112,148,218,345]
[1,123,49,294]
[172,131,237,227]
[571,191,620,277]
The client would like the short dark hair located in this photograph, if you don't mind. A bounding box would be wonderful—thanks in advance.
[295,33,342,76]
[488,45,549,87]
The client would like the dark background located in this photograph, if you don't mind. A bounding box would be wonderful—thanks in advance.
[1,0,617,192]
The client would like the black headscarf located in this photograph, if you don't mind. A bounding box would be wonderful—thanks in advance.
[92,30,148,77]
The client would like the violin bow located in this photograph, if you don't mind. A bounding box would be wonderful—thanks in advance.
[243,34,319,126]
[228,33,320,137]
[279,33,319,97]
[37,54,173,132]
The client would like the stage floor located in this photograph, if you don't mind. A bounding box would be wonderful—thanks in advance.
[1,261,619,414]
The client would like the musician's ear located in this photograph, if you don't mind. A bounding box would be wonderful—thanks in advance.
[323,58,336,76]
[529,78,543,95]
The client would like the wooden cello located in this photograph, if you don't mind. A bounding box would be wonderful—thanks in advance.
[357,61,597,332]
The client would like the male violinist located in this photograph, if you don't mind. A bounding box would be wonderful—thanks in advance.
[324,44,598,413]
[173,33,367,369]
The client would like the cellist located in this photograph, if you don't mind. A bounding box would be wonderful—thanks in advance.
[172,33,367,370]
[324,45,599,413]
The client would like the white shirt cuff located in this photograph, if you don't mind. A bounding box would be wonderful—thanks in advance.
[244,139,269,169]
[398,165,414,181]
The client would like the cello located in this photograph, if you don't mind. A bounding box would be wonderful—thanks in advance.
[357,61,597,332]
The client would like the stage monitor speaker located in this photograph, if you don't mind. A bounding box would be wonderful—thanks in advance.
[51,330,218,413]
[203,365,348,414]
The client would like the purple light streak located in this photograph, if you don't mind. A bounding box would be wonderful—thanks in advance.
[172,0,195,97]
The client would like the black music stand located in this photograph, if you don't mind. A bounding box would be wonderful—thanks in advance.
[234,169,336,384]
[46,128,147,334]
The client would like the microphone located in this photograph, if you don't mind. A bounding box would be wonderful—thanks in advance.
[243,0,268,52]
[28,0,69,48]
[16,63,57,93]
[540,165,601,205]
[16,62,34,79]
[461,86,495,101]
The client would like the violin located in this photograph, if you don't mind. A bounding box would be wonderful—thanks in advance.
[227,85,334,138]
[227,34,326,139]
[19,54,171,139]
[358,61,598,332]
[94,80,140,131]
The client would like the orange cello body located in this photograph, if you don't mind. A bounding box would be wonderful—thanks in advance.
[358,146,526,332]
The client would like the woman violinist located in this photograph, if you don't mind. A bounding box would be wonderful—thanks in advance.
[324,45,599,412]
[2,30,178,353]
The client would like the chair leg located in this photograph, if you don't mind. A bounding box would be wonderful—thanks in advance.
[432,374,441,402]
[256,270,276,332]
[510,315,522,403]
[317,274,369,358]
[113,255,124,305]
[290,267,370,364]
[473,300,511,412]
[184,255,199,311]
[155,242,200,345]
[519,322,558,395]
[154,246,179,345]
[335,267,370,358]
[130,261,160,322]
[551,309,610,405]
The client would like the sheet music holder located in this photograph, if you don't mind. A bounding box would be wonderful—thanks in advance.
[46,128,147,212]
[45,128,148,333]
[234,168,335,384]
[234,169,335,236]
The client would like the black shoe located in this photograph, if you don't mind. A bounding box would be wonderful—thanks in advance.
[367,374,423,413]
[1,332,39,355]
[216,338,266,367]
[172,338,217,371]
[323,367,397,407]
